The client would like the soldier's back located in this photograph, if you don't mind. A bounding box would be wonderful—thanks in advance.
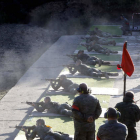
[98,120,127,140]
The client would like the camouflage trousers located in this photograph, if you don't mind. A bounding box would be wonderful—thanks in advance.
[57,103,72,117]
[87,68,118,77]
[126,127,137,140]
[86,57,97,65]
[97,39,115,46]
[44,131,72,140]
[74,130,95,140]
[68,83,79,94]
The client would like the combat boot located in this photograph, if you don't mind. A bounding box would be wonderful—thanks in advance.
[95,59,102,67]
[102,60,110,65]
[107,73,119,76]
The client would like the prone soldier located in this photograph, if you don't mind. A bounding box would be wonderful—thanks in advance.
[72,83,102,140]
[67,50,110,66]
[65,60,118,79]
[26,96,72,116]
[81,41,118,55]
[46,75,79,94]
[115,91,140,140]
[84,34,116,46]
[90,27,122,38]
[97,107,128,140]
[22,119,72,140]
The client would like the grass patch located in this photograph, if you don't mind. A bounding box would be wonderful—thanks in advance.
[69,78,115,88]
[90,25,122,35]
[92,65,118,72]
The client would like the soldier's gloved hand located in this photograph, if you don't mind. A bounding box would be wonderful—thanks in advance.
[87,116,94,123]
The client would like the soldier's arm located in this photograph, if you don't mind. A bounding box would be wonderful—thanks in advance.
[34,103,46,112]
[25,128,37,140]
[72,98,87,121]
[94,100,102,119]
[135,105,140,122]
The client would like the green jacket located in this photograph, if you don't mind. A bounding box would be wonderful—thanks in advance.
[115,97,140,127]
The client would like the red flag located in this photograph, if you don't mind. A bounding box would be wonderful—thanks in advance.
[121,42,134,77]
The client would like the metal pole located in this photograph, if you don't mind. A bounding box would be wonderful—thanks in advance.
[123,41,127,96]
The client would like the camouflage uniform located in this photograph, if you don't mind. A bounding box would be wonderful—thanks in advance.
[51,78,78,94]
[76,53,109,66]
[81,42,117,55]
[115,96,140,140]
[121,18,130,35]
[34,101,72,116]
[68,63,118,78]
[85,35,116,46]
[26,125,72,140]
[97,120,128,140]
[72,93,102,140]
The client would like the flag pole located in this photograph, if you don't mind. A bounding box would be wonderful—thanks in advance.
[123,41,127,96]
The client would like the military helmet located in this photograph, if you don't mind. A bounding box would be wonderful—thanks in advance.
[104,107,121,119]
[45,96,51,102]
[125,91,134,99]
[37,119,45,125]
[59,75,67,79]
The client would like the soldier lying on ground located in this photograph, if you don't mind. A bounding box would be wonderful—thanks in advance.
[90,27,122,38]
[23,119,72,140]
[27,97,72,116]
[97,107,128,140]
[81,41,118,55]
[47,75,78,94]
[83,34,116,46]
[67,50,110,66]
[65,60,118,79]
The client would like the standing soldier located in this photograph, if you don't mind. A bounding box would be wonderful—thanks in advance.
[97,107,128,140]
[115,91,140,140]
[120,14,131,35]
[72,83,102,140]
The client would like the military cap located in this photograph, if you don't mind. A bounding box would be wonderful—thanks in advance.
[45,96,51,102]
[77,83,91,94]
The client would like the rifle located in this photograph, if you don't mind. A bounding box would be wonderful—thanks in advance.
[21,101,44,106]
[66,54,77,58]
[62,64,75,67]
[45,78,57,82]
[10,125,36,133]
